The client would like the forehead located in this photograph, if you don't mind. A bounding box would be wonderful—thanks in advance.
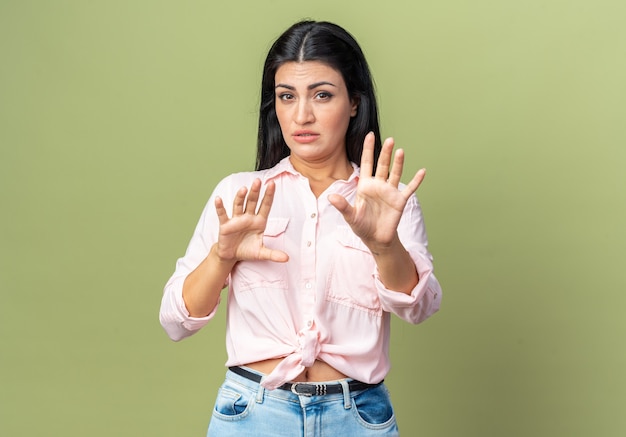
[275,61,345,86]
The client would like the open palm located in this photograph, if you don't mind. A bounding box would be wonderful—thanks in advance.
[214,179,288,263]
[329,133,425,251]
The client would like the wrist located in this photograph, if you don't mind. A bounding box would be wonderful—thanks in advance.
[363,234,401,258]
[211,243,238,267]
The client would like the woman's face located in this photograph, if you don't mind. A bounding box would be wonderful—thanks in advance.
[274,61,358,168]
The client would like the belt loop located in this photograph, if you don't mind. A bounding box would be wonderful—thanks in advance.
[339,379,351,409]
[256,382,265,403]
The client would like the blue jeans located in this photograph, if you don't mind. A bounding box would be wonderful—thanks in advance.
[207,368,399,436]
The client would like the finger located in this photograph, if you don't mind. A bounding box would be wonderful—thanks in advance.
[387,148,405,187]
[257,180,276,218]
[259,247,290,263]
[232,186,248,216]
[375,137,394,180]
[359,132,375,178]
[402,168,426,198]
[328,193,354,222]
[214,196,230,225]
[244,178,262,214]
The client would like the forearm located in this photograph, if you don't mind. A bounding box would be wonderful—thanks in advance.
[182,243,236,317]
[368,236,419,295]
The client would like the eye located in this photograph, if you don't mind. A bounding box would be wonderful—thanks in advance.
[315,91,333,100]
[277,93,295,101]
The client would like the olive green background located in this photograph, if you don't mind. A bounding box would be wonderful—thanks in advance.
[1,1,624,436]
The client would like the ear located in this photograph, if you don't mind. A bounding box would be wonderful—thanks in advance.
[350,96,360,117]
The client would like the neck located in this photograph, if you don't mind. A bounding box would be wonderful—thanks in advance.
[289,156,353,197]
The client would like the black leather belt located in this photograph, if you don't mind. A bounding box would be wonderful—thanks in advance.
[229,366,382,396]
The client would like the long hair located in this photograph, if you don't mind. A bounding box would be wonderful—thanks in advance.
[256,21,382,171]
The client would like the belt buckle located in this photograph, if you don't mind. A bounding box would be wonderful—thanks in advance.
[290,382,319,397]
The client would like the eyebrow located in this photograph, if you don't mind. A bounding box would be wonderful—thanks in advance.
[275,81,338,90]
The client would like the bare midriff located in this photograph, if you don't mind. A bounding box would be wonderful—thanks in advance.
[246,358,348,382]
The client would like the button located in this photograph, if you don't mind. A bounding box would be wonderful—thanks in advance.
[306,241,312,247]
[306,320,313,328]
[310,213,316,219]
[305,282,312,289]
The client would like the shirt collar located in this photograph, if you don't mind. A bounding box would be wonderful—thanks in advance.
[265,156,361,183]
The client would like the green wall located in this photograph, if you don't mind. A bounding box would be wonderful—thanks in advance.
[1,1,625,435]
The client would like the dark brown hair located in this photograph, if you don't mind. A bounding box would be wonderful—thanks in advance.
[256,20,382,170]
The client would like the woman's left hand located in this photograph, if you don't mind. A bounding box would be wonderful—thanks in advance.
[328,132,425,253]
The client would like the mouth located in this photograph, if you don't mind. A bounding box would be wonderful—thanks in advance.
[292,131,320,144]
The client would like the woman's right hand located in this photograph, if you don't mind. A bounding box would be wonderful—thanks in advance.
[214,178,289,263]
[182,178,288,318]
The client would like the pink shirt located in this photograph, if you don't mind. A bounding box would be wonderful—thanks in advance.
[159,157,442,390]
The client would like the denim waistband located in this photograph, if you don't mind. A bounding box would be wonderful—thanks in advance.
[228,366,382,397]
[224,366,379,407]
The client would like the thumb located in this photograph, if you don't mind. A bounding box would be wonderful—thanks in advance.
[259,247,290,263]
[328,194,353,219]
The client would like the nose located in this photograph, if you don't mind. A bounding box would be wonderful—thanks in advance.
[294,99,315,125]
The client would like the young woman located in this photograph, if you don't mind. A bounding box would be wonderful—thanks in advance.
[160,20,442,436]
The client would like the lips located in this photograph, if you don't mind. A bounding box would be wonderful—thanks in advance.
[292,130,320,144]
